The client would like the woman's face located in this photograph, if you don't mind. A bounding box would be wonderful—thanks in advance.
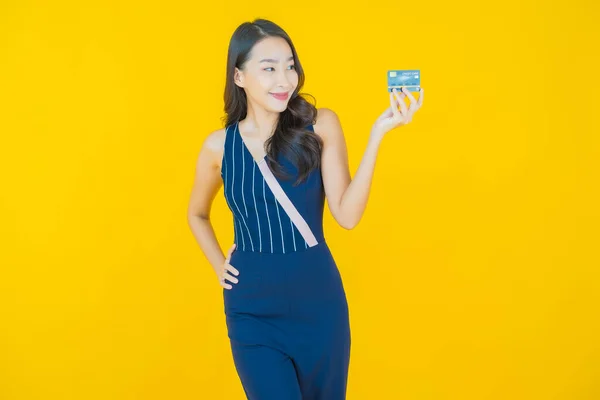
[234,36,299,113]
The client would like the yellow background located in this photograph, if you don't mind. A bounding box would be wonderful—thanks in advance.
[1,1,599,399]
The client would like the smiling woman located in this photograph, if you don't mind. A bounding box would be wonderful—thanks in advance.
[207,19,353,400]
[186,16,424,400]
[222,20,323,186]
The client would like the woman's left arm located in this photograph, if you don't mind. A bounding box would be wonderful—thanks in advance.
[317,87,424,229]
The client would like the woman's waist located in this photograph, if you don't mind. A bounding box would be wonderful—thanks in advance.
[232,238,328,256]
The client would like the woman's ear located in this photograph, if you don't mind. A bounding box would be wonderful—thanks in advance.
[234,67,245,88]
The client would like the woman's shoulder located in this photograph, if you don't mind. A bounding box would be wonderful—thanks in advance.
[203,126,228,171]
[314,107,341,141]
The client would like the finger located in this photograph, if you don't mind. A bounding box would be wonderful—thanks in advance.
[394,88,406,99]
[379,105,393,120]
[222,281,233,290]
[223,272,238,284]
[219,275,233,289]
[225,243,236,262]
[394,89,408,115]
[390,90,402,119]
[417,87,424,106]
[396,88,407,112]
[222,263,238,277]
[402,87,417,107]
[226,263,239,276]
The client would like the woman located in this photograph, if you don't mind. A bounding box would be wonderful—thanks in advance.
[187,18,423,400]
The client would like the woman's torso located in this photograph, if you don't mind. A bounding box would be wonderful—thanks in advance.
[220,120,326,254]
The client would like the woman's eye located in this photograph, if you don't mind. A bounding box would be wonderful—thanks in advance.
[264,65,296,72]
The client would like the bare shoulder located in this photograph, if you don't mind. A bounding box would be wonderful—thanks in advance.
[313,107,343,143]
[202,127,227,169]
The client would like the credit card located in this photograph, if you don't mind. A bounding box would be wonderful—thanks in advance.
[387,69,420,92]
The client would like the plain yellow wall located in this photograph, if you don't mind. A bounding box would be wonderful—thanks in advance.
[1,1,599,399]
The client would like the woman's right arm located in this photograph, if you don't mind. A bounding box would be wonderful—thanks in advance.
[186,129,232,279]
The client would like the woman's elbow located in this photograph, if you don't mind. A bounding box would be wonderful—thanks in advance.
[338,217,358,230]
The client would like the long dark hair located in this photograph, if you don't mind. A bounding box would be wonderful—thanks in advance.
[221,18,323,186]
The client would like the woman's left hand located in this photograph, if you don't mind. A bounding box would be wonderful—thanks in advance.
[371,86,424,139]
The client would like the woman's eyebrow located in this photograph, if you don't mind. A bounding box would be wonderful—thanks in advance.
[259,56,294,63]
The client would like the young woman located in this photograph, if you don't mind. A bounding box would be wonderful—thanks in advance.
[187,19,423,400]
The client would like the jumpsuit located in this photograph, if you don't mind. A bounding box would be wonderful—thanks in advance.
[221,120,351,400]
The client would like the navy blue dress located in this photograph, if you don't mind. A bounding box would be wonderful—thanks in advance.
[221,120,351,399]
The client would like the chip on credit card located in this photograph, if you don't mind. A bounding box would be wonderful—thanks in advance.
[388,70,420,92]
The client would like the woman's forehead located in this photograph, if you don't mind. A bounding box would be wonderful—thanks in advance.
[250,37,293,61]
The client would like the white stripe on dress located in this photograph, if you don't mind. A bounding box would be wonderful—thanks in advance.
[231,125,254,251]
[252,162,262,252]
[241,134,248,218]
[263,177,273,253]
[222,133,239,247]
[237,219,245,249]
[274,195,285,254]
[290,217,296,252]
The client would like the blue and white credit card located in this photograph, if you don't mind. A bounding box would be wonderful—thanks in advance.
[387,69,420,92]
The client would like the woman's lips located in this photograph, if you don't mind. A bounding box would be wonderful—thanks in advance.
[270,92,289,101]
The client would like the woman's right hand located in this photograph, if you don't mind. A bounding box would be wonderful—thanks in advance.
[219,243,239,289]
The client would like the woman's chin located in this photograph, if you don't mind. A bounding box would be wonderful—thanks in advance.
[266,102,288,113]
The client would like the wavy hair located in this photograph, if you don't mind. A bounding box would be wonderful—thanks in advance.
[221,18,323,186]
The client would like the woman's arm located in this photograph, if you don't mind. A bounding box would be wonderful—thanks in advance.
[186,129,228,275]
[315,108,383,230]
[316,89,424,230]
